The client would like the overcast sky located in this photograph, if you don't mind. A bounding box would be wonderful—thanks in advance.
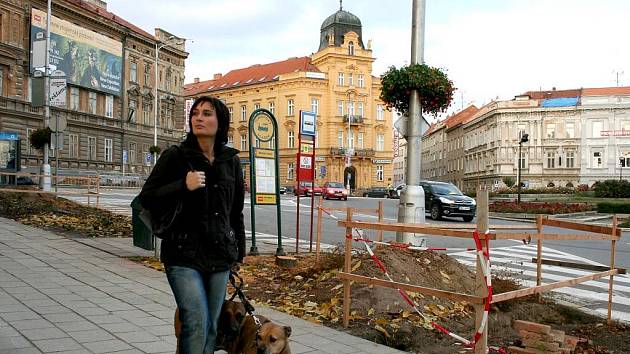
[106,0,630,115]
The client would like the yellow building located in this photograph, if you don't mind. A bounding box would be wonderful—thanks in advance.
[184,5,393,191]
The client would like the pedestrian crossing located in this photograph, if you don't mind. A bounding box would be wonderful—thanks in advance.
[448,244,630,323]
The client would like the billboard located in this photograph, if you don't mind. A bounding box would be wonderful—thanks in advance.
[30,8,122,96]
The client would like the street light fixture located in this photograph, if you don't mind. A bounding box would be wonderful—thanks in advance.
[517,133,529,204]
[153,36,185,165]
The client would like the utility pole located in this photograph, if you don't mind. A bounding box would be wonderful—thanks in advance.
[41,0,52,191]
[397,0,426,244]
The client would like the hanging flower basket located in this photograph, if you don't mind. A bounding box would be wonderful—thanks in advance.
[380,64,455,116]
[149,145,162,155]
[29,128,52,150]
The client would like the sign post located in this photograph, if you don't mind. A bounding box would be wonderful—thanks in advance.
[295,111,317,253]
[248,108,284,256]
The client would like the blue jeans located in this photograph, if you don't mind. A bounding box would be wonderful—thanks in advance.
[166,266,230,354]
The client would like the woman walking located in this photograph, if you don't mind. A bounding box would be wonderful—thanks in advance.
[139,96,246,353]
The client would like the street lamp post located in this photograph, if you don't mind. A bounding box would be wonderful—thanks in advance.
[517,133,529,204]
[620,157,624,181]
[153,36,183,165]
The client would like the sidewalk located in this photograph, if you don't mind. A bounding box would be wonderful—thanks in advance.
[0,217,407,354]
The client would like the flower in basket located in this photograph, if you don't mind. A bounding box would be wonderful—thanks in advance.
[380,64,455,116]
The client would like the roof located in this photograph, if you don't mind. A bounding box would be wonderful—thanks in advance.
[520,89,582,100]
[65,0,155,40]
[582,86,630,96]
[321,9,362,29]
[183,57,321,96]
[444,105,479,130]
[423,122,438,137]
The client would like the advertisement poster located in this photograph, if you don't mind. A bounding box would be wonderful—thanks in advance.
[30,8,123,96]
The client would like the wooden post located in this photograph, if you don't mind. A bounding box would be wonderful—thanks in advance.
[376,201,384,247]
[342,208,353,328]
[474,186,489,354]
[316,196,323,265]
[608,215,618,324]
[536,215,544,302]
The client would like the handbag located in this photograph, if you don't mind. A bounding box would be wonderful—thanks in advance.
[136,146,193,240]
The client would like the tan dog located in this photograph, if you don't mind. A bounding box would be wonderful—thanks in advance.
[228,314,292,354]
[174,300,247,354]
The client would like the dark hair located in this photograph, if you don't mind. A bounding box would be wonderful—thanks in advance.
[184,96,230,152]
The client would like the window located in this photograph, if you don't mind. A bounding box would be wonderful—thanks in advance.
[547,151,555,168]
[348,131,354,149]
[519,152,526,169]
[130,62,137,82]
[228,107,233,122]
[358,132,364,148]
[105,95,114,118]
[338,72,344,86]
[377,104,384,120]
[348,41,354,56]
[592,151,602,168]
[254,103,261,110]
[592,121,603,137]
[88,136,97,160]
[227,135,234,147]
[287,163,294,180]
[288,131,295,148]
[0,67,3,96]
[287,99,294,116]
[144,63,151,84]
[104,138,113,162]
[129,142,137,164]
[518,123,526,140]
[143,104,151,125]
[128,98,137,123]
[623,120,630,132]
[240,135,247,151]
[165,71,172,91]
[88,92,97,114]
[358,102,364,117]
[241,105,247,121]
[337,100,344,115]
[358,74,364,88]
[268,101,275,115]
[376,134,384,151]
[338,131,344,148]
[70,87,79,110]
[348,72,353,86]
[565,122,575,138]
[347,101,354,116]
[311,98,319,115]
[567,151,575,168]
[255,137,261,148]
[68,134,78,158]
[376,165,384,181]
[546,123,555,139]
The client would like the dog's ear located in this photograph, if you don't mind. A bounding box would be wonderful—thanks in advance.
[283,326,292,338]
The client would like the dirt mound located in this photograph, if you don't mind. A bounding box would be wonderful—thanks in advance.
[0,191,131,238]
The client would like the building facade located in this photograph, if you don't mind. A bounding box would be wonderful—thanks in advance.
[0,0,187,177]
[184,6,394,191]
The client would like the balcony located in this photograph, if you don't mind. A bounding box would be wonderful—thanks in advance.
[328,147,375,157]
[343,115,364,125]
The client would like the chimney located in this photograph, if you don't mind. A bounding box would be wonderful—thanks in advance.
[213,73,222,80]
[194,78,200,83]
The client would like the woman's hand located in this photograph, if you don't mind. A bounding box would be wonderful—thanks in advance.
[186,171,206,191]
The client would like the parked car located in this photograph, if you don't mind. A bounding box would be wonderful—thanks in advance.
[419,180,476,222]
[279,186,287,194]
[322,182,348,200]
[295,181,323,196]
[362,187,389,198]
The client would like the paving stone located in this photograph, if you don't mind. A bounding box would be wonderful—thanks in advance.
[0,311,42,322]
[131,340,176,353]
[0,335,33,350]
[10,319,54,330]
[32,337,84,352]
[83,339,133,353]
[68,329,117,343]
[114,331,161,343]
[21,327,68,341]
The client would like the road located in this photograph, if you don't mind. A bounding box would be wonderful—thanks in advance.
[62,187,630,322]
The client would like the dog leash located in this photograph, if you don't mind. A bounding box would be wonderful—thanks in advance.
[228,267,263,329]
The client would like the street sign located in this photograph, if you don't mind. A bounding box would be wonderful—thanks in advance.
[145,153,152,166]
[49,77,67,107]
[300,155,312,169]
[300,111,316,136]
[49,115,67,132]
[320,165,327,176]
[253,114,274,141]
[50,132,64,150]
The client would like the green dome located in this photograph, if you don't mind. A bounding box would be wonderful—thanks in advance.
[318,7,365,52]
[320,9,362,30]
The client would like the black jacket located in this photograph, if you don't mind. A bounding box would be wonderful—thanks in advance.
[139,140,246,273]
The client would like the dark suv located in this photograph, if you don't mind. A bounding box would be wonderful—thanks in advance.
[420,181,476,222]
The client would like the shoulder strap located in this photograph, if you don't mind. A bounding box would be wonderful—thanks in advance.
[173,145,194,171]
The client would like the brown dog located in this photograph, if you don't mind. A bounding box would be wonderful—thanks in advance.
[228,314,292,354]
[174,300,247,353]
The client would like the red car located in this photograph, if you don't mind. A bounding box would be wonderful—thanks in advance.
[295,181,322,196]
[323,182,348,200]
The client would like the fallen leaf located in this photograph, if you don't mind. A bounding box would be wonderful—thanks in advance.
[351,260,362,272]
[375,324,390,338]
